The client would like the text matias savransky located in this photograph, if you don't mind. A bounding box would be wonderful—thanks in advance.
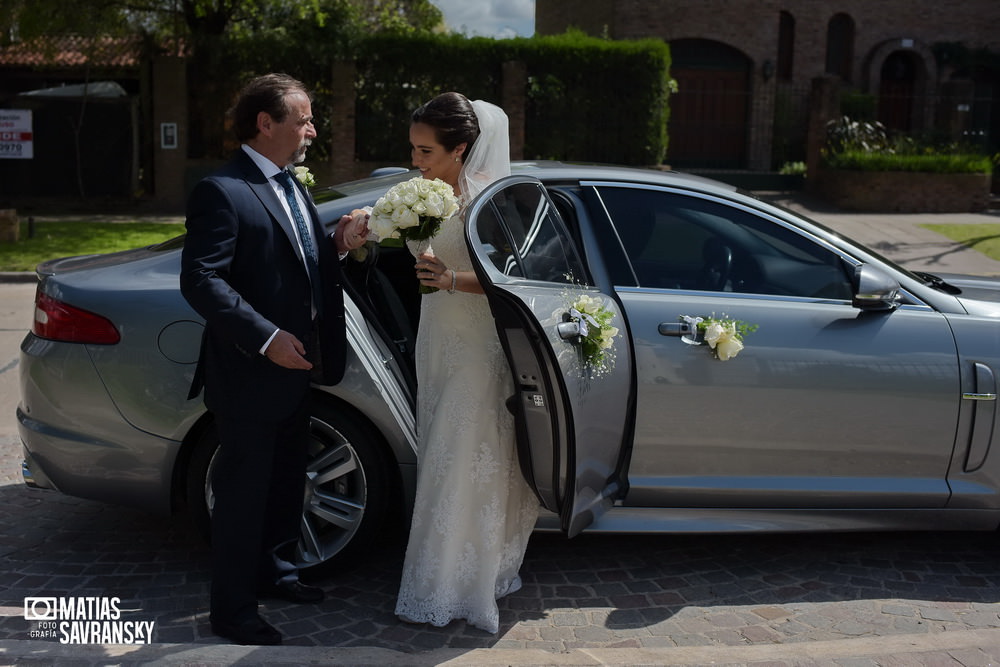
[24,596,155,645]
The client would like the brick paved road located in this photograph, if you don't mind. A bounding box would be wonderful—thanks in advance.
[2,283,1000,664]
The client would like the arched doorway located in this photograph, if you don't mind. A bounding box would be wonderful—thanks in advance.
[878,50,921,132]
[668,39,752,169]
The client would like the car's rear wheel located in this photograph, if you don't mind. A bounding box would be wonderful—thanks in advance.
[186,399,397,569]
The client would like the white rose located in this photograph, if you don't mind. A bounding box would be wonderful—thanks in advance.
[399,183,419,206]
[715,336,744,361]
[369,217,397,240]
[599,325,619,349]
[703,321,726,347]
[574,294,600,314]
[293,166,315,187]
[392,206,419,229]
[423,192,445,218]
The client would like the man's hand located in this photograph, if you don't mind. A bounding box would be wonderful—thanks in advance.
[264,330,313,370]
[333,208,371,254]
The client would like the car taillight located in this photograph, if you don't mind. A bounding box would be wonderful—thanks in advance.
[33,291,121,344]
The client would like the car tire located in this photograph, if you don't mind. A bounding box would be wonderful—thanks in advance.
[185,398,399,570]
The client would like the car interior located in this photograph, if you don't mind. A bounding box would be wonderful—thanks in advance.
[592,185,855,299]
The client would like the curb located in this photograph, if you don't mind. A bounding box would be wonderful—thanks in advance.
[3,629,1000,665]
[0,272,37,283]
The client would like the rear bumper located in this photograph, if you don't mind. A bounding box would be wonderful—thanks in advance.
[21,445,55,489]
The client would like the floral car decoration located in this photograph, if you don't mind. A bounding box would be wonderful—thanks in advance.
[680,314,757,361]
[568,294,620,376]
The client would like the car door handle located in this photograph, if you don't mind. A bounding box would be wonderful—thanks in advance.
[557,320,584,341]
[658,322,695,337]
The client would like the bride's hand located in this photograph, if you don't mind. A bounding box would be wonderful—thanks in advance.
[333,209,370,253]
[415,252,448,290]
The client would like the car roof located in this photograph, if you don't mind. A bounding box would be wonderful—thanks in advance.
[313,160,740,216]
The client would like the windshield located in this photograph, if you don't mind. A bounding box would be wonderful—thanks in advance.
[312,169,414,205]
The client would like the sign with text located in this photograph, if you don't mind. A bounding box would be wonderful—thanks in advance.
[0,110,33,159]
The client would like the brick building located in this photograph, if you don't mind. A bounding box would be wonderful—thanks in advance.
[537,0,1000,172]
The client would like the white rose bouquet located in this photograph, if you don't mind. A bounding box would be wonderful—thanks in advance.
[368,176,460,246]
[368,176,460,293]
[568,294,620,376]
[681,314,757,361]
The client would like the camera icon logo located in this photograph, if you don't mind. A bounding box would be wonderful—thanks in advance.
[23,597,58,621]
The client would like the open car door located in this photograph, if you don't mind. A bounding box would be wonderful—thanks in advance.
[465,175,635,537]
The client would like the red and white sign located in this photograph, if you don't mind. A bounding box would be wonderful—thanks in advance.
[0,110,33,159]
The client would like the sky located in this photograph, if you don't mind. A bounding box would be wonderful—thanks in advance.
[430,0,536,39]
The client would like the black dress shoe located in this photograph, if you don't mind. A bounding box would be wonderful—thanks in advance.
[258,580,325,604]
[210,614,282,646]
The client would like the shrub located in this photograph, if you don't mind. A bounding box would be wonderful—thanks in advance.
[824,116,891,154]
[823,151,992,174]
[822,116,992,174]
[778,161,806,176]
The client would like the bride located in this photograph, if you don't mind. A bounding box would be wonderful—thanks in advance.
[393,92,539,634]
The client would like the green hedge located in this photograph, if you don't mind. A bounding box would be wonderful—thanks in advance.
[824,150,993,174]
[211,30,671,166]
[352,31,672,165]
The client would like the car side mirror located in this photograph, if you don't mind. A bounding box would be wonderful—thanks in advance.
[852,264,901,311]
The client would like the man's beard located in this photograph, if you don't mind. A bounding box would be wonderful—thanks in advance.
[290,140,311,165]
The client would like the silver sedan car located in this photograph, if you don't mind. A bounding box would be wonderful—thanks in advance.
[19,162,1000,569]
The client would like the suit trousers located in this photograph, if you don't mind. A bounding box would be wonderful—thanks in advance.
[209,397,310,623]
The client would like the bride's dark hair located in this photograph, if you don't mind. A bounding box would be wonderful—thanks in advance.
[411,92,480,162]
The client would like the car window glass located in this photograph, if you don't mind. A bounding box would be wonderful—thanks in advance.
[476,181,588,285]
[596,186,852,299]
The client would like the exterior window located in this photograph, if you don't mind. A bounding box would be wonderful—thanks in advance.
[475,181,587,284]
[596,186,852,299]
[825,13,854,81]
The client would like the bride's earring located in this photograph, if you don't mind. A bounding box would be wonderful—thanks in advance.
[454,155,461,162]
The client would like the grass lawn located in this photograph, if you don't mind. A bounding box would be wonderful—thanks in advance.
[922,224,1000,262]
[0,221,185,272]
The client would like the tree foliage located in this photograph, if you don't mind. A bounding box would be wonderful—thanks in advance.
[0,0,444,46]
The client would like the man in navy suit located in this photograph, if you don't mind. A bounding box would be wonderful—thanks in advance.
[180,73,369,646]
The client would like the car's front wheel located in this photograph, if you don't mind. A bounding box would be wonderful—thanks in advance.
[186,399,398,569]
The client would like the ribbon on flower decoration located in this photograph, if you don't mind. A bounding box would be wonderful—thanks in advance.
[568,306,600,338]
[679,315,704,346]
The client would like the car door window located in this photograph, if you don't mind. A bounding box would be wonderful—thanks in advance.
[476,181,589,285]
[596,186,853,299]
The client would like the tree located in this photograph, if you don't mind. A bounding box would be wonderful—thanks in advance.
[1,0,446,158]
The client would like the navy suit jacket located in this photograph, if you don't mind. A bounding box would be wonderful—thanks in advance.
[180,150,346,420]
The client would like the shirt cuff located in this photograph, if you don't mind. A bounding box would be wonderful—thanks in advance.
[260,328,279,355]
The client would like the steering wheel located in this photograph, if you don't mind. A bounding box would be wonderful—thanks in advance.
[701,238,733,291]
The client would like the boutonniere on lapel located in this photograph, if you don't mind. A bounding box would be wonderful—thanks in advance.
[293,166,316,188]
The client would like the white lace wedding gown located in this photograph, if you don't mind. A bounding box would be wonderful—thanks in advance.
[394,211,539,634]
